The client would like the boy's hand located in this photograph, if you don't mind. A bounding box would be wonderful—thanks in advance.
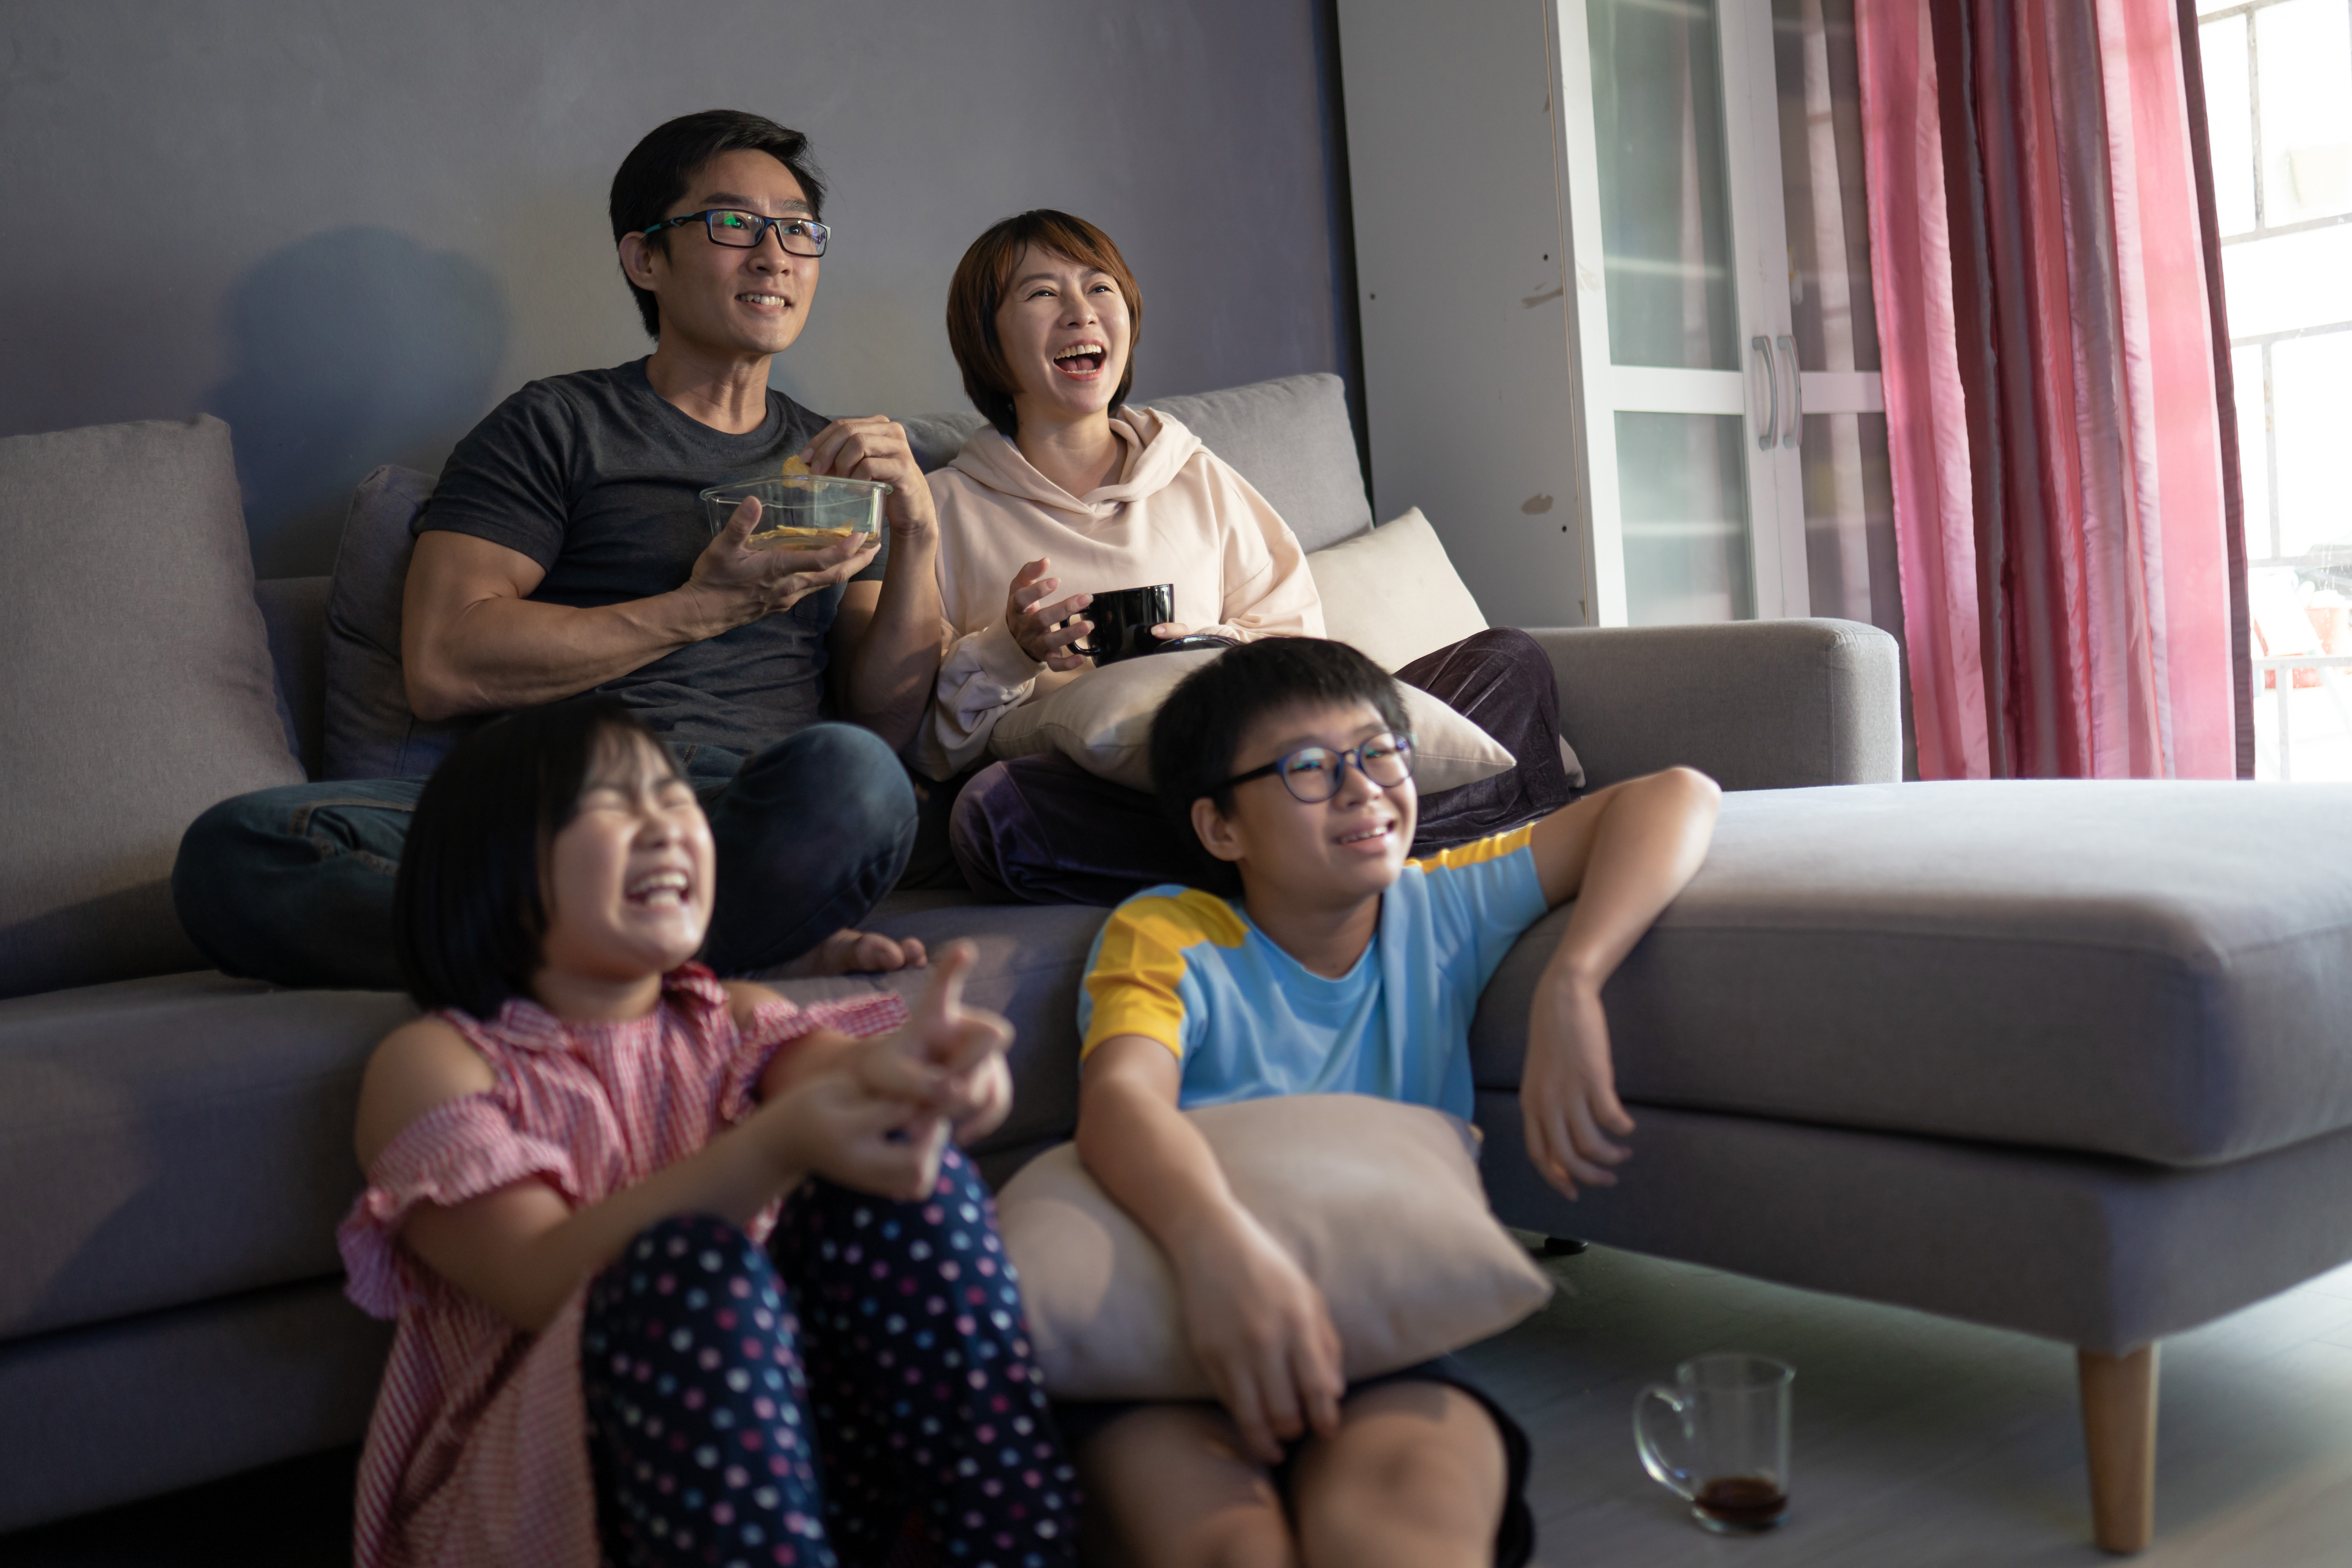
[1172,1210,1345,1463]
[1520,968,1635,1197]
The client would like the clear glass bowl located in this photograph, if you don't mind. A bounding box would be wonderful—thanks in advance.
[700,473,892,551]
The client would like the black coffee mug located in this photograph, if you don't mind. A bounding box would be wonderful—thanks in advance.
[1074,583,1177,665]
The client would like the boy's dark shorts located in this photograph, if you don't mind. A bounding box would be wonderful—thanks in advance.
[1052,1351,1535,1568]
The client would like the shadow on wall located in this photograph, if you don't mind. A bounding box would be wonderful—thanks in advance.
[207,228,508,578]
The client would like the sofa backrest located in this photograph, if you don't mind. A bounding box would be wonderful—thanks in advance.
[256,576,330,778]
[306,371,1376,781]
[898,372,1372,553]
[320,464,469,781]
[1141,374,1372,552]
[0,416,307,999]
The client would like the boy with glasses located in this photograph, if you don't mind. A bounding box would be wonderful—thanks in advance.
[1064,637,1719,1568]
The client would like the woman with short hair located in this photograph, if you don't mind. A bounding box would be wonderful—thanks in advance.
[920,210,1324,778]
[923,209,1578,904]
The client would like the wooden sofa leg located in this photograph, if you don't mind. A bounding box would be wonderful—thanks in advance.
[2078,1345,2158,1554]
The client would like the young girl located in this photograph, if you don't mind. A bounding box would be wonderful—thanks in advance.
[337,698,1076,1568]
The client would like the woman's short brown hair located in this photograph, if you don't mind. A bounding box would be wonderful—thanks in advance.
[945,210,1142,439]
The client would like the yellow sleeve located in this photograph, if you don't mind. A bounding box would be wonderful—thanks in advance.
[1407,822,1536,875]
[1080,891,1249,1062]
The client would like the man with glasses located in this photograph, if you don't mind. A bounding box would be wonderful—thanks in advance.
[174,110,944,988]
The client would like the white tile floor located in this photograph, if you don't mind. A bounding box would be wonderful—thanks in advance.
[1461,1243,2352,1566]
[12,1245,2351,1565]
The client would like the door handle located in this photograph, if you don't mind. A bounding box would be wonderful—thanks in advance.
[1750,336,1778,450]
[1777,335,1802,449]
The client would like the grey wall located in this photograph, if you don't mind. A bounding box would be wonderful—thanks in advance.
[1,0,1353,577]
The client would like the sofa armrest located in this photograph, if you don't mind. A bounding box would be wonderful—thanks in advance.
[255,575,330,780]
[1527,618,1900,790]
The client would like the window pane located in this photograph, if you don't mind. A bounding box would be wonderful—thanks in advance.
[2234,342,2273,559]
[2220,223,2352,337]
[1615,412,1754,623]
[2201,16,2256,236]
[2255,0,2352,227]
[1772,0,1880,372]
[1588,0,1741,371]
[2270,330,2352,559]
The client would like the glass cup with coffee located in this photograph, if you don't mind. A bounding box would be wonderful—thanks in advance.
[1071,583,1177,666]
[1633,1353,1793,1533]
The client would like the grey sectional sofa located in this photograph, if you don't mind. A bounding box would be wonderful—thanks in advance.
[4,374,2348,1559]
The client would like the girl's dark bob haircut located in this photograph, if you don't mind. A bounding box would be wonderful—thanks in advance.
[945,209,1142,440]
[394,697,684,1019]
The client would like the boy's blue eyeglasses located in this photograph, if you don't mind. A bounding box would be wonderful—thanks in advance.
[640,209,831,257]
[1218,732,1417,804]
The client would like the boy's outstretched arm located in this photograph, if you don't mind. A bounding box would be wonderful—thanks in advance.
[1076,1038,1346,1463]
[1520,766,1721,1198]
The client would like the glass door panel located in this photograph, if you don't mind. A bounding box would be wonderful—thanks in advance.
[1569,0,1799,623]
[1588,0,1741,372]
[1617,412,1756,622]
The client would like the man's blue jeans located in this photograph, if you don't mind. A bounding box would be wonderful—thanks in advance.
[171,723,918,991]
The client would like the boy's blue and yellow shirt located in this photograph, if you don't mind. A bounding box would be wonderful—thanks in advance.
[1076,825,1550,1119]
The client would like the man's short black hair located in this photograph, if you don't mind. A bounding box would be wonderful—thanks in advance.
[394,697,682,1018]
[1149,640,1414,875]
[608,109,829,339]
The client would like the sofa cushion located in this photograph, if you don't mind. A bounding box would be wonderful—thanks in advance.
[1145,374,1372,552]
[901,413,988,473]
[1470,781,2352,1168]
[1307,508,1490,671]
[0,416,306,1000]
[0,971,416,1339]
[0,900,1103,1345]
[998,1095,1551,1399]
[256,576,330,778]
[322,464,471,780]
[983,645,1516,794]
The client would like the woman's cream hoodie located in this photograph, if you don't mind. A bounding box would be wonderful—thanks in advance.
[915,406,1325,779]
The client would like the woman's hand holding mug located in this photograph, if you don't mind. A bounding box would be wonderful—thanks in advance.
[1005,557,1094,671]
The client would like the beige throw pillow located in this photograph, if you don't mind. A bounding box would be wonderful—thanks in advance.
[1305,509,1490,672]
[987,647,1513,793]
[0,416,306,998]
[997,1094,1554,1400]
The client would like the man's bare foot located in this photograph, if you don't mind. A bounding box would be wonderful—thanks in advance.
[781,928,929,977]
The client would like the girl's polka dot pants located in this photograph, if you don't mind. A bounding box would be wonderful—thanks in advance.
[581,1145,1077,1568]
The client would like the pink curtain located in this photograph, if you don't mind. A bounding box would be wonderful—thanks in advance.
[1855,0,2237,780]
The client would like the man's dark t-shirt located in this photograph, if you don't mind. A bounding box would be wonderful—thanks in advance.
[415,359,885,755]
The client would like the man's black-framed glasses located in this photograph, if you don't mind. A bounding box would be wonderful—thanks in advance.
[1217,732,1417,804]
[641,209,831,257]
